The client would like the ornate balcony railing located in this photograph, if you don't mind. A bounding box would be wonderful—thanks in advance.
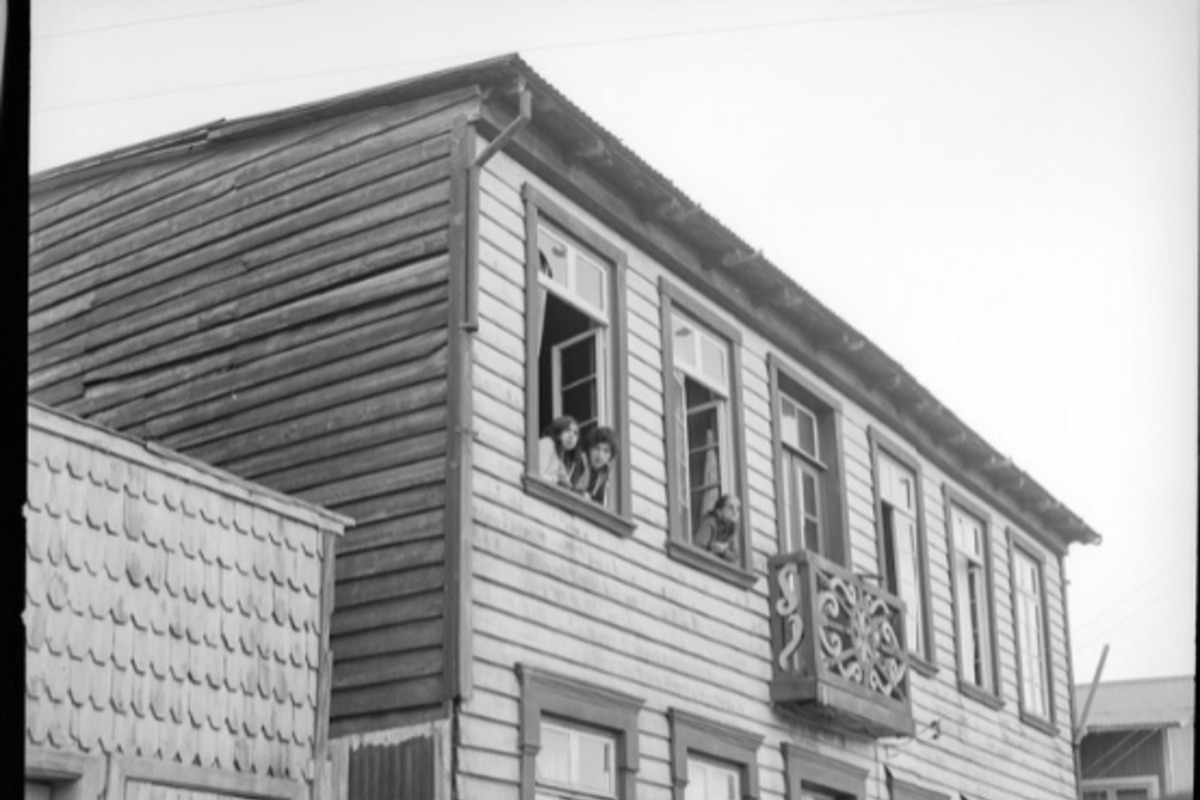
[767,549,915,738]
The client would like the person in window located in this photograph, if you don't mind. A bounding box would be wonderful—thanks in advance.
[581,426,618,507]
[693,494,742,563]
[538,415,588,491]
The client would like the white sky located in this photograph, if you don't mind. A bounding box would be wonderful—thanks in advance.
[31,0,1198,685]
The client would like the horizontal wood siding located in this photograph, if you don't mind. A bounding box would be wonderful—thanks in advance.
[459,150,1080,800]
[27,89,479,737]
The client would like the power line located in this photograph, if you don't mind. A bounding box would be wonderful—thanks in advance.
[34,1,311,40]
[1072,558,1193,633]
[34,0,1071,113]
[1075,568,1196,652]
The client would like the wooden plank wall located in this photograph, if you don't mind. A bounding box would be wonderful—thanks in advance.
[27,87,479,737]
[457,148,1080,800]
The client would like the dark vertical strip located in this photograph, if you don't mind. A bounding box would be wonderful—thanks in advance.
[3,0,31,770]
[443,110,476,703]
[521,185,541,482]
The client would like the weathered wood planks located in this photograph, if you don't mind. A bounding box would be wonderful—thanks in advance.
[28,87,475,736]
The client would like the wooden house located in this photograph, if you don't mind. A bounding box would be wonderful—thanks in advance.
[28,54,1102,800]
[1075,676,1195,799]
[24,402,349,799]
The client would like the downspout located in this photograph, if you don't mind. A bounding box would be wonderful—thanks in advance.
[463,75,532,332]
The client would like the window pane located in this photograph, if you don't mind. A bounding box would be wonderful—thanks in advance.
[575,251,606,312]
[781,398,799,450]
[673,319,697,371]
[576,733,613,794]
[802,471,819,516]
[538,726,570,785]
[1082,792,1107,800]
[539,227,570,288]
[687,758,740,800]
[783,395,818,459]
[559,336,596,385]
[1115,790,1149,800]
[699,334,727,389]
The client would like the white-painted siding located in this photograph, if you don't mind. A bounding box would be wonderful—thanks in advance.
[459,149,1079,800]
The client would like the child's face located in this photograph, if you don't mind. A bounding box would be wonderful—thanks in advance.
[719,498,741,523]
[588,442,612,469]
[559,425,579,451]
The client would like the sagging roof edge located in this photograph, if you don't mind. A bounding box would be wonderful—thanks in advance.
[29,53,1101,550]
[27,400,353,534]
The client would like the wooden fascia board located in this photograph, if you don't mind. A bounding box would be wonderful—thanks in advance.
[474,99,1083,555]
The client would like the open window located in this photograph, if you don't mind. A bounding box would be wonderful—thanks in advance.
[944,485,1002,708]
[660,279,752,587]
[768,354,848,566]
[869,428,935,674]
[1008,529,1056,732]
[522,185,633,536]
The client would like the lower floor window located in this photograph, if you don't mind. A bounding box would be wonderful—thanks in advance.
[685,756,740,800]
[537,720,617,799]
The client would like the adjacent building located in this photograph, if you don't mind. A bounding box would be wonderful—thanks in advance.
[24,402,349,799]
[27,54,1102,800]
[1076,676,1195,800]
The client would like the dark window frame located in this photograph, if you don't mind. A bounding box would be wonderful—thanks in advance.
[517,664,644,800]
[868,427,936,676]
[668,708,762,800]
[659,278,754,588]
[885,769,950,800]
[767,353,850,567]
[943,484,1003,710]
[1007,527,1058,734]
[782,743,867,800]
[522,184,635,538]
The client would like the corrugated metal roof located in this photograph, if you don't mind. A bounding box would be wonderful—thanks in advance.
[28,52,1101,550]
[1076,676,1196,732]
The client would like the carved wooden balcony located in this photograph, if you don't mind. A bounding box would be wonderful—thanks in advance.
[767,549,915,738]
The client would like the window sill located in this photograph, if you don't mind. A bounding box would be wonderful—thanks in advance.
[522,475,637,538]
[1019,711,1058,737]
[666,540,758,589]
[907,653,938,679]
[957,680,1005,711]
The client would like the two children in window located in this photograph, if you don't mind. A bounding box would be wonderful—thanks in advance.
[539,416,742,566]
[538,415,617,507]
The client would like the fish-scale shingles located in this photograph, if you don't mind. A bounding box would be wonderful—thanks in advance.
[25,425,326,780]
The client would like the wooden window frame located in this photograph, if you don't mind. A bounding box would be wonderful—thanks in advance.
[768,354,850,567]
[943,484,1003,710]
[868,427,936,676]
[522,184,635,538]
[24,748,106,800]
[885,769,950,800]
[668,708,762,800]
[1007,528,1058,734]
[1080,776,1161,800]
[517,664,644,800]
[782,743,867,800]
[660,278,754,588]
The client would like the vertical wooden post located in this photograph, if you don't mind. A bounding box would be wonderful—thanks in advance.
[312,530,338,798]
